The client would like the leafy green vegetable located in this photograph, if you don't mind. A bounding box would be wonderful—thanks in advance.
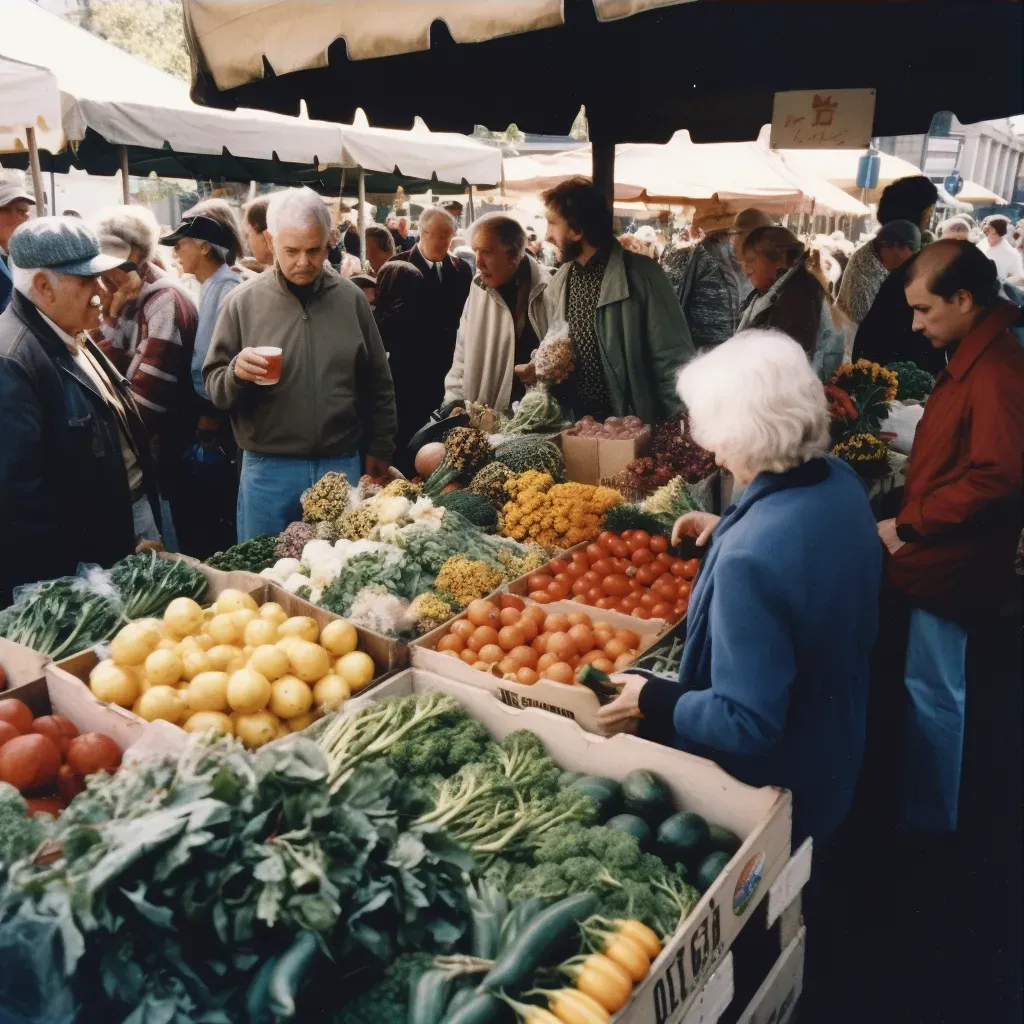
[108,550,208,620]
[205,535,279,573]
[602,503,675,538]
[494,437,564,480]
[504,388,565,435]
[435,491,500,533]
[886,361,935,401]
[0,783,52,873]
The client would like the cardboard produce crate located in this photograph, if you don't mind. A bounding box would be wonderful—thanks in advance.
[158,552,267,600]
[345,668,793,1024]
[736,928,805,1024]
[411,598,667,731]
[562,425,651,485]
[0,637,50,696]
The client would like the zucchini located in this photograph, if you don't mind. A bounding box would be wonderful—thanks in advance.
[445,983,479,1017]
[408,968,454,1024]
[657,811,710,866]
[267,931,319,1017]
[605,813,652,846]
[707,824,741,855]
[696,850,734,894]
[620,769,674,823]
[567,776,622,820]
[472,910,502,961]
[482,891,600,995]
[498,896,549,952]
[245,954,278,1024]
[445,991,506,1024]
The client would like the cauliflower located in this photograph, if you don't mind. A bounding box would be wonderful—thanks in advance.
[348,585,409,635]
[282,573,313,594]
[301,539,336,566]
[309,558,342,589]
[370,495,412,525]
[301,471,352,522]
[264,557,301,582]
[408,497,445,529]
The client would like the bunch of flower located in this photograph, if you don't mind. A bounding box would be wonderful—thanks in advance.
[423,427,494,498]
[828,360,898,434]
[495,545,548,582]
[300,471,351,522]
[831,432,891,476]
[275,521,314,560]
[502,475,623,549]
[532,322,575,385]
[380,478,422,500]
[623,413,716,492]
[405,591,456,635]
[433,556,504,608]
[335,504,380,541]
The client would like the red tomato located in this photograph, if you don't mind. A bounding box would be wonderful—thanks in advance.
[530,591,552,604]
[650,602,674,620]
[575,592,593,606]
[598,531,619,549]
[602,574,631,598]
[631,547,655,567]
[586,586,605,605]
[625,530,651,552]
[553,573,573,591]
[620,592,644,612]
[656,553,674,569]
[586,543,606,564]
[581,570,601,587]
[565,563,585,580]
[528,573,554,592]
[500,593,526,611]
[572,578,590,597]
[595,597,618,610]
[640,592,659,609]
[636,565,658,587]
[682,558,701,579]
[675,580,693,599]
[631,607,652,620]
[620,530,637,541]
[592,558,616,578]
[650,535,669,554]
[547,580,569,601]
[611,558,632,574]
[628,578,644,593]
[607,538,629,559]
[549,558,570,575]
[673,600,689,619]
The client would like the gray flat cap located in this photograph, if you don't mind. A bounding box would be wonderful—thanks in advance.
[876,219,922,251]
[8,216,130,276]
[0,182,35,208]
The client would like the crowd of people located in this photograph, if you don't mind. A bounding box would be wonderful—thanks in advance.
[0,166,1022,1017]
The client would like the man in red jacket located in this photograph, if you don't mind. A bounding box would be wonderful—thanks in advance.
[877,240,1023,835]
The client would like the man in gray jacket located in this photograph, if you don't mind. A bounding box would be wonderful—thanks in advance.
[543,177,694,423]
[204,188,397,540]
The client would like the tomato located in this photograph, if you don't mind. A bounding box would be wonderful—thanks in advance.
[607,538,629,559]
[673,600,689,618]
[620,593,643,612]
[565,563,586,580]
[631,547,655,567]
[682,558,701,579]
[586,586,605,605]
[640,592,659,609]
[572,578,590,596]
[650,535,669,554]
[528,573,554,592]
[650,602,674,620]
[611,558,632,574]
[675,580,692,599]
[500,593,526,611]
[547,580,569,601]
[548,558,570,576]
[575,592,593,606]
[656,553,674,569]
[631,607,651,619]
[635,565,658,587]
[625,530,651,552]
[628,578,644,592]
[620,530,637,541]
[554,573,573,591]
[602,574,631,598]
[595,597,618,610]
[592,558,616,578]
[581,570,601,588]
[586,543,606,563]
[530,591,552,604]
[654,578,678,602]
[599,531,619,550]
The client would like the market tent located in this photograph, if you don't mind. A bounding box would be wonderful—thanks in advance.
[773,146,924,195]
[0,55,61,152]
[956,179,1008,205]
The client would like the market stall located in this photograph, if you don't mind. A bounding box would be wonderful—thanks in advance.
[0,54,61,208]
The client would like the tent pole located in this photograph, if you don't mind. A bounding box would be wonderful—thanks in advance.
[467,185,475,224]
[591,138,615,208]
[50,169,56,216]
[357,166,366,271]
[120,145,130,204]
[25,127,46,213]
[248,180,258,202]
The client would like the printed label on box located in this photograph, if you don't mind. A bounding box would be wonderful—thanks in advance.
[733,852,766,915]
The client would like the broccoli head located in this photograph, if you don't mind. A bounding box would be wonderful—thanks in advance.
[487,730,562,800]
[0,783,50,871]
[386,711,495,780]
[333,952,435,1024]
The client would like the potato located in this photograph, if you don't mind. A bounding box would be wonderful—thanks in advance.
[206,613,242,647]
[193,633,215,652]
[269,676,313,719]
[156,638,178,652]
[215,590,259,615]
[227,669,272,714]
[234,710,278,748]
[278,616,319,643]
[187,671,229,712]
[259,602,288,627]
[319,619,358,657]
[249,645,290,681]
[335,651,375,692]
[275,722,291,740]
[313,674,350,711]
[206,645,243,671]
[89,660,140,707]
[135,685,186,723]
[183,711,234,736]
[144,649,183,687]
[286,640,330,684]
[286,712,316,733]
[163,597,205,637]
[231,608,258,630]
[244,618,279,648]
[181,650,213,681]
[110,621,161,667]
[225,656,248,675]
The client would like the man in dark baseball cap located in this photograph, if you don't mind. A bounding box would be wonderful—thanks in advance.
[0,216,160,605]
[159,213,240,251]
[0,182,36,313]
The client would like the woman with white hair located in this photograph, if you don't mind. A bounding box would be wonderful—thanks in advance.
[597,329,882,847]
[91,205,200,549]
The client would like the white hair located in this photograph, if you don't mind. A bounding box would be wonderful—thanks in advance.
[266,187,331,245]
[418,207,456,235]
[11,264,57,300]
[469,213,527,263]
[92,205,160,263]
[676,329,830,475]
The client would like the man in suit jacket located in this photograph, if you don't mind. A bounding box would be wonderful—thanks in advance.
[0,183,36,314]
[388,206,472,444]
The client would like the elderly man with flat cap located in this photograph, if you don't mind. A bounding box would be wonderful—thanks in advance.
[0,182,36,314]
[0,217,162,606]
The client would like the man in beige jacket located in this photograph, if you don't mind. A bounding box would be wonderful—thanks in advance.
[204,188,396,540]
[443,213,550,413]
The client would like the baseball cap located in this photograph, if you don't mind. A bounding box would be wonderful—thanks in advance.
[0,183,35,208]
[159,214,237,250]
[8,216,131,276]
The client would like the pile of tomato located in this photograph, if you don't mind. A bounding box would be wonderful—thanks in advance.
[524,530,699,622]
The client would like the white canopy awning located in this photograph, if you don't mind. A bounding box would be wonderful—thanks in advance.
[0,55,61,153]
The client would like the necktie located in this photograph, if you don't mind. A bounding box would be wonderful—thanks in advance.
[436,260,443,284]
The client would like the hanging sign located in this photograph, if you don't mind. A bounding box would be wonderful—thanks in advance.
[770,89,876,149]
[944,171,964,196]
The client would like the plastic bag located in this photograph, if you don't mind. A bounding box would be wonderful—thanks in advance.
[880,401,925,457]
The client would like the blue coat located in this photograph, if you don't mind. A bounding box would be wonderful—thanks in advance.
[638,457,881,843]
[0,253,13,314]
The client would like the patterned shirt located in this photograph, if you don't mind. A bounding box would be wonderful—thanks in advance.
[836,241,888,326]
[565,249,613,419]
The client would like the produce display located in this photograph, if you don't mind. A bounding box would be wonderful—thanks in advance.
[525,531,697,623]
[430,594,649,685]
[0,695,121,817]
[504,386,567,435]
[885,361,935,402]
[205,534,280,573]
[423,427,494,498]
[87,589,373,742]
[826,360,899,479]
[621,413,717,493]
[502,472,623,550]
[0,554,207,659]
[564,414,646,440]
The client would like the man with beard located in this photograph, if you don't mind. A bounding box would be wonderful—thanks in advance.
[543,177,694,422]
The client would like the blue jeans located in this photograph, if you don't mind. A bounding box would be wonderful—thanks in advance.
[902,607,969,832]
[237,451,361,541]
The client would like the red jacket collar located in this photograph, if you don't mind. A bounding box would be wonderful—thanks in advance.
[944,302,1020,382]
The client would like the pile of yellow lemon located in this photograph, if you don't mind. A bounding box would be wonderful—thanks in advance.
[88,589,376,748]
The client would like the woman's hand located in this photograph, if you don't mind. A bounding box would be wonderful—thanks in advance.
[108,270,143,317]
[672,511,720,548]
[595,673,647,735]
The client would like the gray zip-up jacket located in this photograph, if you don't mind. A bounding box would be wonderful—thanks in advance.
[204,266,397,459]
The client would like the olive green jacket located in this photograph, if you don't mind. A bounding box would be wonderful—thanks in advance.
[546,244,695,423]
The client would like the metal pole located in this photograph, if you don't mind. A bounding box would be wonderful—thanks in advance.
[50,169,56,216]
[591,138,615,209]
[467,184,475,224]
[25,127,46,212]
[357,166,366,271]
[248,179,258,202]
[120,145,130,204]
